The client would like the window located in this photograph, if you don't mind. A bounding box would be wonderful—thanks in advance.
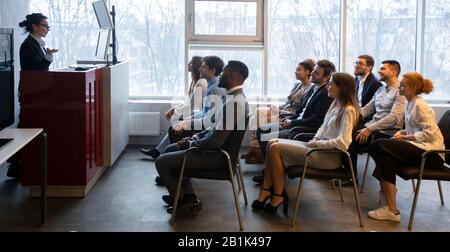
[188,0,262,42]
[189,45,264,97]
[187,0,264,98]
[423,0,450,101]
[27,0,450,102]
[29,0,99,69]
[30,0,185,97]
[345,0,417,76]
[267,0,340,98]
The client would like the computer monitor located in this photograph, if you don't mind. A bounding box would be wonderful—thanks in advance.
[0,28,14,132]
[95,30,110,60]
[93,0,113,29]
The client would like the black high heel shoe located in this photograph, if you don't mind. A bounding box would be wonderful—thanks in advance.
[264,190,289,215]
[251,187,273,210]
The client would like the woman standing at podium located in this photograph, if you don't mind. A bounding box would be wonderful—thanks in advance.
[5,13,59,179]
[18,13,58,71]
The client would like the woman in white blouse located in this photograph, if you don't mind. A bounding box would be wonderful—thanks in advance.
[367,72,445,222]
[252,72,361,215]
[165,56,208,121]
[140,57,207,160]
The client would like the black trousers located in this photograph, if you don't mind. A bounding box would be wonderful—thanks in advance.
[368,139,444,185]
[348,131,392,176]
[156,143,228,198]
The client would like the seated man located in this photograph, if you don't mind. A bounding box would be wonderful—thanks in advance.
[242,59,315,164]
[347,60,407,185]
[354,55,382,108]
[155,61,250,212]
[141,56,226,161]
[252,60,335,183]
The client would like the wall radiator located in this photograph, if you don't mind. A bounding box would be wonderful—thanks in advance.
[129,112,161,136]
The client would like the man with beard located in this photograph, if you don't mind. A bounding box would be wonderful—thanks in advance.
[345,60,407,186]
[155,61,250,213]
[354,55,382,108]
[141,56,226,161]
[252,60,335,184]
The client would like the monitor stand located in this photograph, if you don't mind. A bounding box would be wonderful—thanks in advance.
[0,138,13,149]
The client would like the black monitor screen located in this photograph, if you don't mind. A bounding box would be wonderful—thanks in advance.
[0,28,14,131]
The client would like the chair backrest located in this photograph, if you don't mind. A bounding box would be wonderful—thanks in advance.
[438,110,450,164]
[223,115,249,170]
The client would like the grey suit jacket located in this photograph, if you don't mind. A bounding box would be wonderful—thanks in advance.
[190,88,250,167]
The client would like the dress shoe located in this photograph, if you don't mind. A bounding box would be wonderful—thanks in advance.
[251,187,273,210]
[252,169,265,184]
[166,197,202,214]
[264,190,289,215]
[252,175,264,184]
[155,176,163,186]
[140,148,160,159]
[162,194,198,207]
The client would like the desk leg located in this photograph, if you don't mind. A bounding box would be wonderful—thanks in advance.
[41,132,48,225]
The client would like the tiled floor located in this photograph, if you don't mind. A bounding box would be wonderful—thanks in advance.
[1,146,449,232]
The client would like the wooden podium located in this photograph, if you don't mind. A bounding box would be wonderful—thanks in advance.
[20,67,105,197]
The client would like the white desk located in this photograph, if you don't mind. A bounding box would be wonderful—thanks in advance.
[0,128,47,225]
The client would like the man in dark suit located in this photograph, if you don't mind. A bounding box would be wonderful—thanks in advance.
[155,61,250,212]
[354,55,382,108]
[252,60,335,184]
[256,60,335,158]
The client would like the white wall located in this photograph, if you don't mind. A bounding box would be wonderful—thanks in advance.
[128,102,450,147]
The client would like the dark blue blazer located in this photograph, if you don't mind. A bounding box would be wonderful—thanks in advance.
[19,35,52,71]
[356,72,382,108]
[291,83,333,129]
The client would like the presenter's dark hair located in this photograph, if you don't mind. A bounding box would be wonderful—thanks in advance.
[19,13,47,33]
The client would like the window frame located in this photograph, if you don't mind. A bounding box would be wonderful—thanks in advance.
[186,0,264,43]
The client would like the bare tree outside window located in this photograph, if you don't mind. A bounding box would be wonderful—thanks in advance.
[346,0,416,77]
[26,0,450,101]
[268,0,340,98]
[423,0,450,101]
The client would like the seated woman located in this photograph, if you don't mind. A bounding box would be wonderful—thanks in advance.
[140,56,207,159]
[251,72,361,214]
[243,59,315,164]
[367,72,445,222]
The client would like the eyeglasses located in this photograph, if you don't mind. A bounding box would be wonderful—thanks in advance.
[354,61,367,66]
[40,24,50,30]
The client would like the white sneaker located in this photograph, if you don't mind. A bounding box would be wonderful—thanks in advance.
[368,206,401,222]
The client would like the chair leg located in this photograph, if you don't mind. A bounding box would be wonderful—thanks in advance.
[236,163,242,193]
[237,160,248,206]
[438,181,445,206]
[360,154,371,193]
[291,163,308,227]
[228,161,244,231]
[408,178,423,230]
[412,179,417,193]
[338,180,344,203]
[170,155,188,226]
[347,155,364,228]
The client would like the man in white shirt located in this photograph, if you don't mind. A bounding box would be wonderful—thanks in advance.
[346,60,407,185]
